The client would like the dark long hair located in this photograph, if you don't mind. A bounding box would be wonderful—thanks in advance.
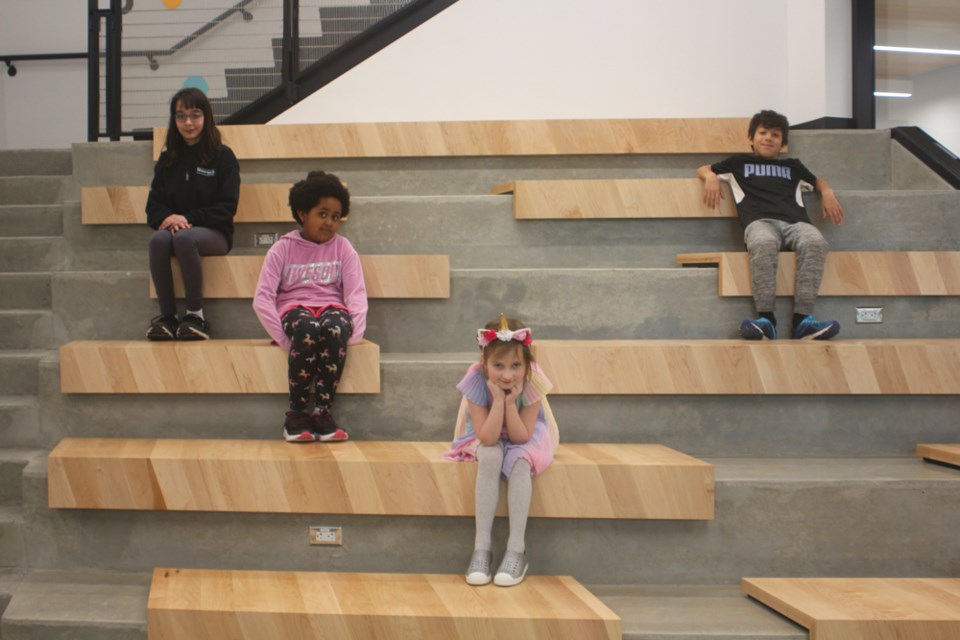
[159,88,222,167]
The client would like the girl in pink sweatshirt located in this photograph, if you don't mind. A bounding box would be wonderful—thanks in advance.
[253,172,367,442]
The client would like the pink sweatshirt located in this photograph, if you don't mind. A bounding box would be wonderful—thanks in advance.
[253,230,367,350]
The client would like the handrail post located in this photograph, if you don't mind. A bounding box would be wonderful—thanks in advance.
[281,0,300,105]
[87,0,101,142]
[106,0,123,140]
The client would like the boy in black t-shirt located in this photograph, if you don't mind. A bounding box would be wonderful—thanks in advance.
[696,110,845,340]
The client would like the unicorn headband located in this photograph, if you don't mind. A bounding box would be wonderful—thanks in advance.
[476,314,533,348]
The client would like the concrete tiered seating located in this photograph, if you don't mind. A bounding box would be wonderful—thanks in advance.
[491,178,737,219]
[533,339,960,394]
[917,443,960,468]
[6,124,960,638]
[47,438,714,519]
[148,568,621,640]
[154,118,751,159]
[676,251,960,296]
[58,340,380,393]
[149,254,450,299]
[742,578,960,640]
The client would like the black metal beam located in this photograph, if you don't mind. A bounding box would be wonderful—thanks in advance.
[892,127,960,189]
[851,0,875,129]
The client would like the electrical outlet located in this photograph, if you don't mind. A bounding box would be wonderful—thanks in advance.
[254,232,279,248]
[309,526,342,546]
[855,307,883,323]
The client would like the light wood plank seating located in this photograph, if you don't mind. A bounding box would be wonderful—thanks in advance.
[532,339,960,395]
[58,339,380,394]
[148,254,450,299]
[742,578,960,640]
[81,184,292,224]
[47,438,714,519]
[676,251,960,296]
[918,444,960,468]
[490,178,737,219]
[148,568,622,640]
[154,118,751,160]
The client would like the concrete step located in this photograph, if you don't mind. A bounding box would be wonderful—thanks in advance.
[0,238,66,272]
[70,130,901,196]
[0,352,46,396]
[0,397,42,449]
[0,176,66,206]
[1,570,148,640]
[0,568,27,626]
[595,584,805,640]
[0,273,52,310]
[0,571,806,640]
[0,311,58,350]
[0,449,44,505]
[0,204,63,237]
[21,457,960,583]
[0,505,24,567]
[786,129,892,191]
[51,268,960,350]
[66,189,960,272]
[0,149,72,177]
[36,353,960,456]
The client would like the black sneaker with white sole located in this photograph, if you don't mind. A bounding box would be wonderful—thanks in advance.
[146,314,179,341]
[176,313,210,340]
[312,408,349,442]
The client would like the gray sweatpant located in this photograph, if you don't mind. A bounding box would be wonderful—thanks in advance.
[149,226,228,317]
[744,219,828,316]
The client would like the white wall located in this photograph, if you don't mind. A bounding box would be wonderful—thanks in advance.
[0,0,88,150]
[274,0,852,126]
[1,0,854,149]
[877,63,960,155]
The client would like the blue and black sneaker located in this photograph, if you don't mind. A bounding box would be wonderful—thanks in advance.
[792,315,840,340]
[739,317,777,340]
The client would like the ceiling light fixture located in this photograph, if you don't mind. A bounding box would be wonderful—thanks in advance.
[873,91,912,98]
[875,45,960,56]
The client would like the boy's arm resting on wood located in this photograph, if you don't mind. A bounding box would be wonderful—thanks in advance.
[697,164,724,209]
[815,178,844,225]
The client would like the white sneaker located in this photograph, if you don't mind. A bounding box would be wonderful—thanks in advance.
[466,549,493,585]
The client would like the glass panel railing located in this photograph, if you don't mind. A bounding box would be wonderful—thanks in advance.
[875,1,960,155]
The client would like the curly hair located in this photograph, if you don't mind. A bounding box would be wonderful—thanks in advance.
[288,171,351,224]
[748,109,790,146]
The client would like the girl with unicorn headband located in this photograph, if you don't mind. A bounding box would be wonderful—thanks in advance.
[445,314,559,587]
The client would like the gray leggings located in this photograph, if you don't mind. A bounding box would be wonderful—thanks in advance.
[474,443,532,554]
[744,219,829,316]
[149,226,228,316]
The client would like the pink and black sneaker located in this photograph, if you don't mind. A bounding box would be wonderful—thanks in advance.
[312,408,349,442]
[283,410,316,443]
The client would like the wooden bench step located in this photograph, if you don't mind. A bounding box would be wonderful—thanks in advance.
[491,178,737,219]
[81,184,291,224]
[148,568,621,640]
[47,439,714,519]
[58,339,380,394]
[676,251,960,296]
[148,254,450,299]
[155,118,751,160]
[533,339,960,394]
[918,444,960,468]
[742,578,960,640]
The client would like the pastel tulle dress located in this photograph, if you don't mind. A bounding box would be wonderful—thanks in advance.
[444,362,559,477]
